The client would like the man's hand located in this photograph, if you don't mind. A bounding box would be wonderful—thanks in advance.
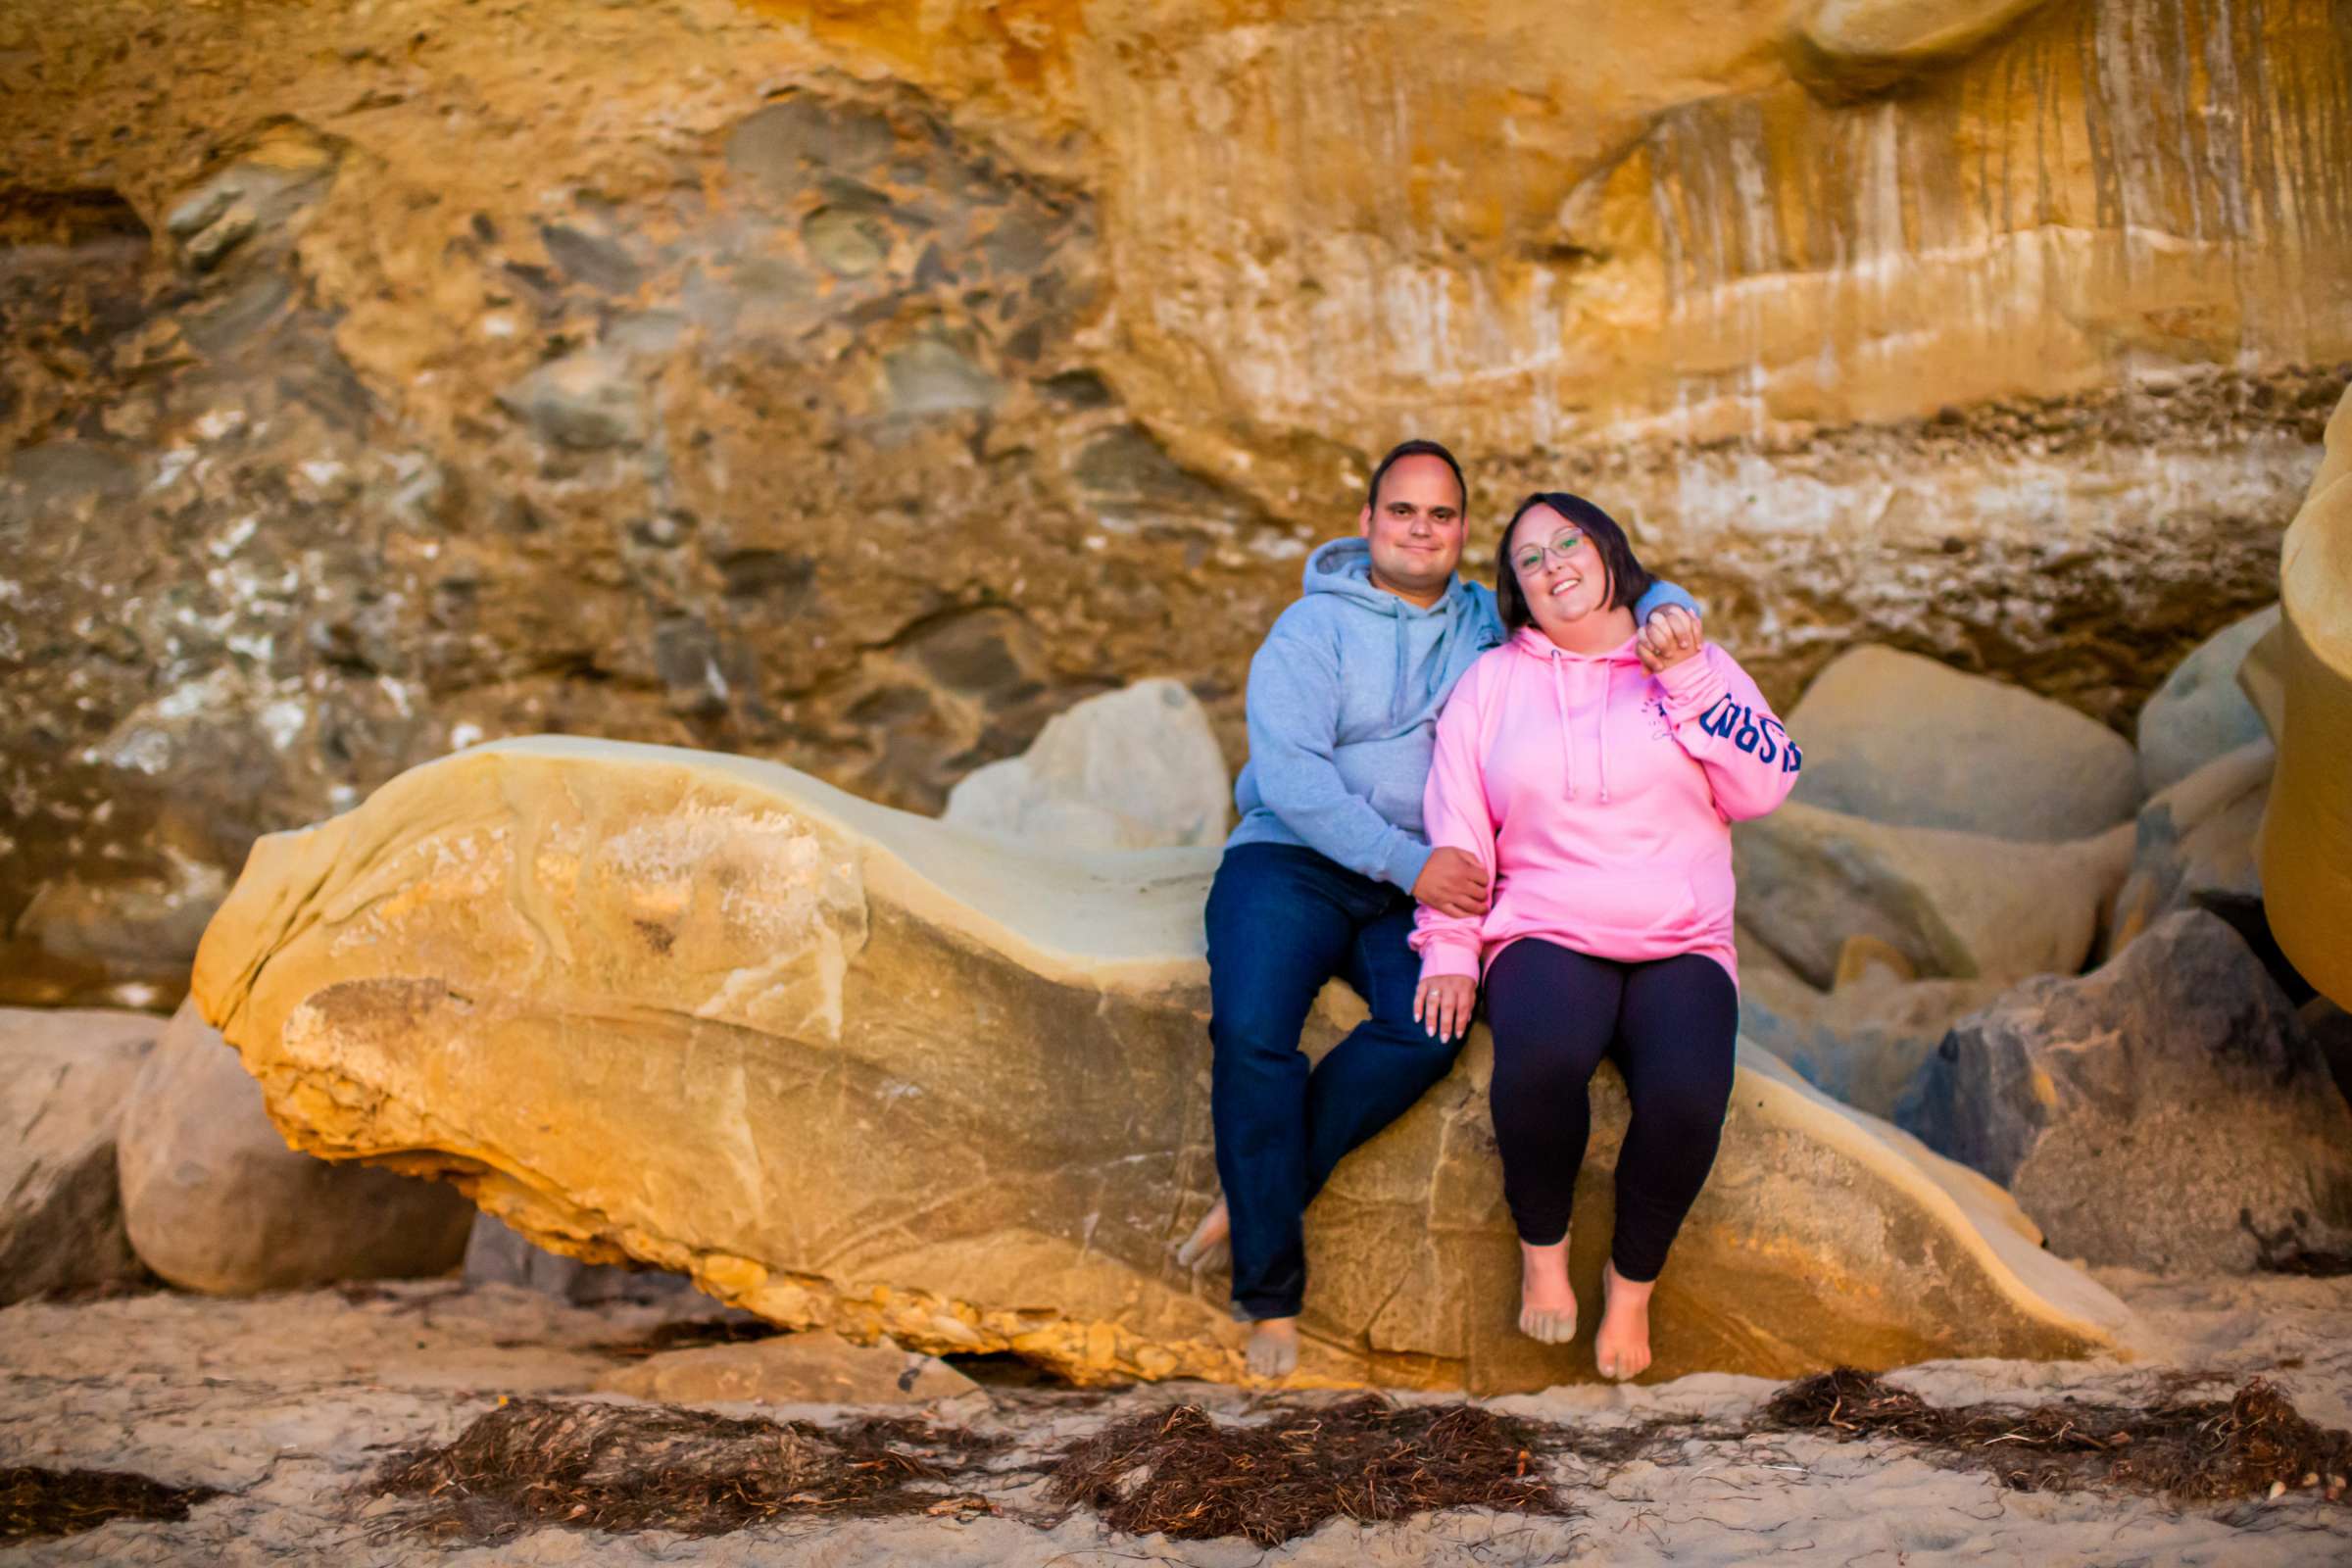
[1412,847,1490,917]
[1638,604,1703,674]
[1414,974,1478,1041]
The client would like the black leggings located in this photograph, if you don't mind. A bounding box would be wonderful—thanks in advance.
[1484,940,1739,1283]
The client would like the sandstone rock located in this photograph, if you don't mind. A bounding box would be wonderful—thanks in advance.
[2135,605,2280,795]
[2102,739,2272,960]
[190,737,2132,1394]
[496,348,646,451]
[2259,383,2352,1010]
[1733,801,2134,987]
[117,1001,476,1296]
[1792,0,2055,97]
[1786,646,2139,841]
[942,678,1230,851]
[1901,910,2352,1272]
[1832,934,1915,989]
[464,1211,694,1306]
[0,1007,162,1302]
[1740,966,2005,1123]
[595,1330,979,1406]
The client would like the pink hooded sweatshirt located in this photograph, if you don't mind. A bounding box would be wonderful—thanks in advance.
[1410,625,1800,987]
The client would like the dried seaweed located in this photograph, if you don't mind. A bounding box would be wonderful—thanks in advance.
[1043,1395,1566,1546]
[1765,1369,2352,1502]
[1,1467,222,1544]
[372,1397,1000,1541]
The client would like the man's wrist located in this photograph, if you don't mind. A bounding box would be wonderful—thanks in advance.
[1389,838,1435,895]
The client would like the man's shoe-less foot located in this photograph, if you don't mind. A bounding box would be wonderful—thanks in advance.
[1594,1260,1655,1381]
[1176,1200,1231,1272]
[1245,1316,1299,1379]
[1516,1236,1578,1344]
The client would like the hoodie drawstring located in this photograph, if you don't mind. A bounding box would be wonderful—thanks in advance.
[1547,652,1576,802]
[1596,674,1612,804]
[1545,647,1615,803]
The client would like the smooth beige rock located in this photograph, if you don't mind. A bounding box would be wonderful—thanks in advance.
[1786,647,2140,841]
[191,737,2132,1393]
[1734,802,2134,987]
[2136,605,2281,796]
[0,1007,161,1302]
[943,678,1231,851]
[2104,739,2273,961]
[1793,0,2056,95]
[2260,384,2352,1010]
[595,1330,978,1406]
[117,1000,475,1296]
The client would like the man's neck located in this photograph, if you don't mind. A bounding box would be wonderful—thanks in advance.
[1367,568,1448,610]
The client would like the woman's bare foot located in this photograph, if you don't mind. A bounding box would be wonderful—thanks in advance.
[1517,1236,1578,1344]
[1176,1200,1231,1271]
[1245,1316,1299,1379]
[1593,1260,1655,1381]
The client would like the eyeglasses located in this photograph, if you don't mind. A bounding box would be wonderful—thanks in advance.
[1512,529,1587,574]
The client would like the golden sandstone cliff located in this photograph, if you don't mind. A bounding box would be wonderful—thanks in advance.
[3,0,2347,1005]
[189,737,2134,1394]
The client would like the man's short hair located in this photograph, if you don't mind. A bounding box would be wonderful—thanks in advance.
[1364,439,1468,515]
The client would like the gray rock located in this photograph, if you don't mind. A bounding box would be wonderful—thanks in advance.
[1732,801,2133,987]
[2102,738,2272,960]
[496,348,646,450]
[1739,965,2004,1121]
[2135,604,2280,795]
[944,678,1231,851]
[879,334,1001,417]
[117,1001,475,1295]
[462,1211,693,1305]
[0,1007,162,1302]
[1788,645,2140,841]
[1900,910,2352,1272]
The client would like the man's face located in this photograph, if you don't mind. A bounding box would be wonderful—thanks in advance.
[1357,455,1466,605]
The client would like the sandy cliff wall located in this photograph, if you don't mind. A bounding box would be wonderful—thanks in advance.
[2,0,2345,1003]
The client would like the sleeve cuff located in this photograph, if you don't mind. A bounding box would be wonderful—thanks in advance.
[1656,649,1729,717]
[1386,837,1434,896]
[1417,941,1483,983]
[1634,579,1702,622]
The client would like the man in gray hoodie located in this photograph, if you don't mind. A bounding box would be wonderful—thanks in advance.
[1185,439,1701,1376]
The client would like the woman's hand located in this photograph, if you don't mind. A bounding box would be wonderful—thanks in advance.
[1638,604,1703,674]
[1413,974,1478,1041]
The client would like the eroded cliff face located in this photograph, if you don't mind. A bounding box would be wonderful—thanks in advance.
[3,0,2346,1004]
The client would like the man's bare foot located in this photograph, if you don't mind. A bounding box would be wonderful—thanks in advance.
[1176,1200,1230,1271]
[1517,1236,1578,1344]
[1245,1316,1299,1379]
[1594,1260,1655,1381]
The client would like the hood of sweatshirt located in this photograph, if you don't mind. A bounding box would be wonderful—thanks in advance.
[1506,623,1645,804]
[1301,538,1494,729]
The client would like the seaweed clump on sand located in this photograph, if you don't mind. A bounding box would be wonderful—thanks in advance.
[374,1397,1000,1542]
[1043,1395,1568,1546]
[2,1467,223,1544]
[1765,1369,2352,1503]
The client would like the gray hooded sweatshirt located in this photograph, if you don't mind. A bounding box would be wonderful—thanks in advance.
[1226,538,1696,893]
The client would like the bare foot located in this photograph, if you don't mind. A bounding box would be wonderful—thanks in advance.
[1517,1236,1577,1344]
[1176,1200,1231,1271]
[1593,1260,1655,1381]
[1245,1316,1299,1379]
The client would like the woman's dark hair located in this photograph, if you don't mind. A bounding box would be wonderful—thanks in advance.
[1494,491,1654,629]
[1364,438,1468,514]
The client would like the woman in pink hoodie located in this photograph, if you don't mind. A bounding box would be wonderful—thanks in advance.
[1409,492,1799,1380]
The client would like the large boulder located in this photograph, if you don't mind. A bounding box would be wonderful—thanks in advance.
[1901,910,2352,1272]
[464,1210,694,1305]
[1739,965,2005,1122]
[2260,383,2352,1010]
[2134,605,2281,796]
[0,1007,162,1302]
[189,737,2132,1394]
[2102,739,2272,960]
[117,1000,476,1295]
[1785,646,2140,842]
[1791,0,2055,96]
[943,678,1231,852]
[1733,801,2133,987]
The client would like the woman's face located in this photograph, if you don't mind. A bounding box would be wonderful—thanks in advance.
[1509,505,1613,634]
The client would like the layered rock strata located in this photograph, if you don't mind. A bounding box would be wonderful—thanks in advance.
[192,737,2131,1393]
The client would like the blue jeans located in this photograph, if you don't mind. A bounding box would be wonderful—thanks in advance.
[1204,842,1466,1321]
